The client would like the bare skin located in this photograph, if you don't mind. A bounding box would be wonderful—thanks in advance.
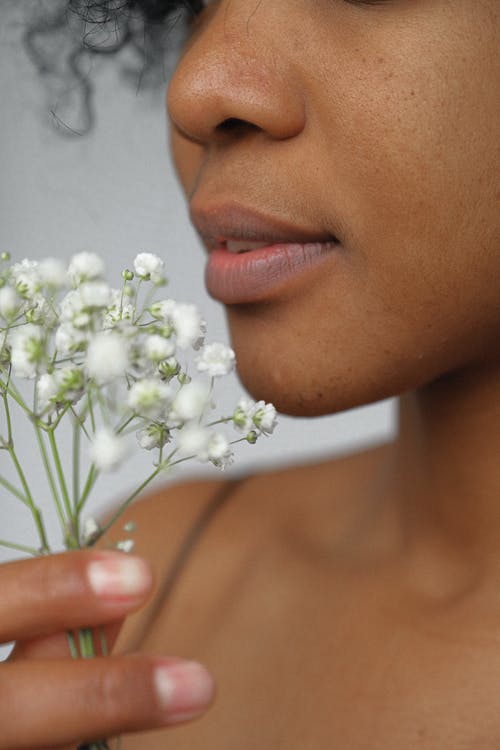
[1,0,500,746]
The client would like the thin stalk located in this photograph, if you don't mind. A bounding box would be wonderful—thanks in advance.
[0,538,40,555]
[66,631,79,659]
[205,416,231,428]
[0,474,29,505]
[2,388,13,443]
[131,278,143,323]
[0,377,32,417]
[6,441,49,552]
[33,422,67,531]
[76,464,99,513]
[115,414,135,435]
[70,404,91,440]
[47,428,72,517]
[78,628,95,659]
[87,391,96,434]
[73,412,80,510]
[89,465,162,545]
[99,626,109,656]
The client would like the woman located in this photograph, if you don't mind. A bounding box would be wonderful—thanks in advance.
[1,0,499,747]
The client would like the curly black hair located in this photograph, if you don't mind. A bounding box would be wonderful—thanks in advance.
[21,0,203,136]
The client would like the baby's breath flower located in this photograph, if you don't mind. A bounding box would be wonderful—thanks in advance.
[68,252,105,285]
[158,356,180,380]
[116,539,135,553]
[37,257,68,289]
[86,331,129,383]
[177,423,210,458]
[103,289,134,327]
[89,427,129,471]
[177,424,233,469]
[252,401,278,434]
[59,289,90,329]
[127,378,173,418]
[10,259,40,299]
[232,398,256,432]
[78,281,111,310]
[9,324,46,379]
[56,367,86,403]
[82,517,100,545]
[143,334,175,363]
[133,253,165,284]
[136,422,170,450]
[170,380,210,422]
[149,299,176,321]
[54,323,87,355]
[206,432,233,469]
[0,285,21,320]
[36,372,58,414]
[195,342,235,377]
[172,303,206,350]
[151,299,206,350]
[37,367,85,415]
[25,294,58,328]
[0,252,279,569]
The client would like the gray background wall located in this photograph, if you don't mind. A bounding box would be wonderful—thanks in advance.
[0,5,395,575]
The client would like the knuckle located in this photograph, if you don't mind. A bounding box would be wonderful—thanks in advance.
[85,662,126,721]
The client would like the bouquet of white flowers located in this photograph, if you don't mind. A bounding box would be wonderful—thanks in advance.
[0,250,277,749]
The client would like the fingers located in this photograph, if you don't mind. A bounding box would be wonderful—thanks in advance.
[0,550,153,644]
[0,654,215,748]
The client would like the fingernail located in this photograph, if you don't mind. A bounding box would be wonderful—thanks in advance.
[87,555,152,598]
[155,660,214,722]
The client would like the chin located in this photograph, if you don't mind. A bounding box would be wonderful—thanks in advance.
[227,310,461,419]
[233,345,389,418]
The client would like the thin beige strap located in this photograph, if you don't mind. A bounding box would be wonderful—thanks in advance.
[127,475,246,652]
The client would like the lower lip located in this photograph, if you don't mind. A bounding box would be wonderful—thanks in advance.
[205,241,340,304]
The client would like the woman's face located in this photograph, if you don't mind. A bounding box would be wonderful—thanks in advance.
[167,1,500,416]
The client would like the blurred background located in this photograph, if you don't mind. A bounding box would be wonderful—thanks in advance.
[0,2,395,577]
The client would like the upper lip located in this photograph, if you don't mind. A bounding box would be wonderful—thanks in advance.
[190,202,338,250]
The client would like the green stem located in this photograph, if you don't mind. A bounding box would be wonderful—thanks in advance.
[89,465,161,545]
[6,437,49,552]
[77,464,99,513]
[87,391,96,434]
[0,538,40,555]
[131,278,143,323]
[0,377,32,417]
[33,422,67,531]
[0,474,29,505]
[78,627,95,659]
[205,416,231,428]
[2,388,13,443]
[73,413,80,510]
[115,414,135,435]
[47,428,76,547]
[66,631,79,659]
[70,404,91,440]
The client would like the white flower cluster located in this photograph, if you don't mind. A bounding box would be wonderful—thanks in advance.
[0,252,277,482]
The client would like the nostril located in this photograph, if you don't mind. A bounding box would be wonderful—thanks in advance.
[216,117,257,134]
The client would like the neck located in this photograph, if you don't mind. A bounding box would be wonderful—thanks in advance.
[374,362,500,594]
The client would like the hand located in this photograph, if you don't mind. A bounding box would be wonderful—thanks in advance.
[0,550,215,749]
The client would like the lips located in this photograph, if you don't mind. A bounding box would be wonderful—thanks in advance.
[190,202,341,304]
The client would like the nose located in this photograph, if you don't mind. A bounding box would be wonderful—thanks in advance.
[167,1,306,145]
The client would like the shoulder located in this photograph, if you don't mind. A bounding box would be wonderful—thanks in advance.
[105,442,391,652]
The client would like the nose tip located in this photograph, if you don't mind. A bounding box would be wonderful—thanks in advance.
[167,10,305,144]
